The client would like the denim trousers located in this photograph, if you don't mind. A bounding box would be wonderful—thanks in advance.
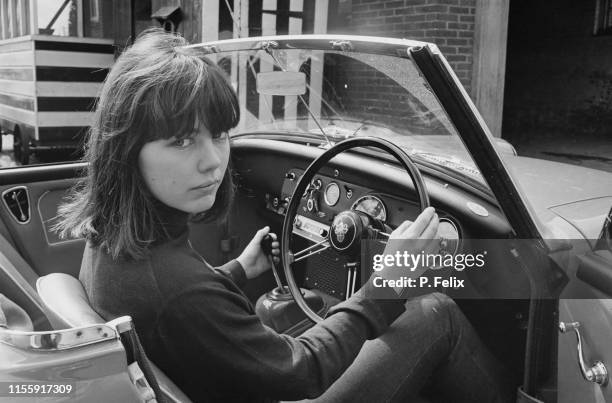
[303,293,515,403]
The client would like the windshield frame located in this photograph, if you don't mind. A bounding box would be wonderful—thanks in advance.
[186,34,545,242]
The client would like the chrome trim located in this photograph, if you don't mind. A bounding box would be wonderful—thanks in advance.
[184,34,430,57]
[292,214,329,243]
[438,217,461,255]
[1,185,30,225]
[330,40,353,52]
[559,321,609,386]
[0,323,118,351]
[324,182,340,206]
[351,195,387,221]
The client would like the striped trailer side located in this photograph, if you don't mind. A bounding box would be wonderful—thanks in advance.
[0,35,114,164]
[0,36,36,164]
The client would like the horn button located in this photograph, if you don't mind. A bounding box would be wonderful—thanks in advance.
[329,210,371,254]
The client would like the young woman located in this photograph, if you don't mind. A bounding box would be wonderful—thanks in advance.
[57,30,513,403]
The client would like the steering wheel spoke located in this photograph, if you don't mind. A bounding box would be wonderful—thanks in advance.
[292,240,331,263]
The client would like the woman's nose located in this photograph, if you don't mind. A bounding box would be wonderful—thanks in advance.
[196,136,222,173]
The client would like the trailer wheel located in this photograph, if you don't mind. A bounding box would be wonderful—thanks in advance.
[13,126,30,165]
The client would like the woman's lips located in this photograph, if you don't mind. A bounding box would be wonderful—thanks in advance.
[192,180,219,192]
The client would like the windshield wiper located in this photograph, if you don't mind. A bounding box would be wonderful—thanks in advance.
[262,42,334,149]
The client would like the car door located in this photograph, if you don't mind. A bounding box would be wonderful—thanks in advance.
[0,163,86,278]
[556,204,612,403]
[0,162,86,328]
[407,41,612,402]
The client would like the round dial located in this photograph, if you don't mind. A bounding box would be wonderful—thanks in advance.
[351,195,387,221]
[324,182,341,206]
[437,218,460,255]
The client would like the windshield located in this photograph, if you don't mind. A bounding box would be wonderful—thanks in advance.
[202,45,485,184]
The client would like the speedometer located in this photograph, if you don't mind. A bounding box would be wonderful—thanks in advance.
[324,182,341,206]
[351,195,387,221]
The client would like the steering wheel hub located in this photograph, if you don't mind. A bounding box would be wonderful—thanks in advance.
[329,211,362,253]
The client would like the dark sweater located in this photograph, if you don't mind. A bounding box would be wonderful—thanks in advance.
[80,210,405,402]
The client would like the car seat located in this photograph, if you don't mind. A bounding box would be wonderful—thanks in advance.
[0,293,33,331]
[36,273,191,403]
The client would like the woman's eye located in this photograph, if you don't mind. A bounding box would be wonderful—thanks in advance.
[172,138,194,148]
[213,131,228,141]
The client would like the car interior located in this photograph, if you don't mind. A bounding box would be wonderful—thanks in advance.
[0,134,537,399]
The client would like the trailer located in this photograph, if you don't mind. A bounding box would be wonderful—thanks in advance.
[0,35,113,164]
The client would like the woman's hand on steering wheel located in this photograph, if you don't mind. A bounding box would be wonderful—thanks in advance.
[237,227,280,280]
[387,206,439,250]
[376,207,440,291]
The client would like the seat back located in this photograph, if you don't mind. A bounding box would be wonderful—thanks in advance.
[37,273,191,403]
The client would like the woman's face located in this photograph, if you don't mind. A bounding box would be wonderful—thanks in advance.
[138,123,230,214]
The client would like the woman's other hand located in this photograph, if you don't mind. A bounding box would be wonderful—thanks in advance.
[237,226,280,279]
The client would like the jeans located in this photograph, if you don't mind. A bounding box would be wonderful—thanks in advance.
[304,293,515,403]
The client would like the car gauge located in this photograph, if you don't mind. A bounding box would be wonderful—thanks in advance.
[351,195,387,221]
[324,182,341,206]
[437,218,460,255]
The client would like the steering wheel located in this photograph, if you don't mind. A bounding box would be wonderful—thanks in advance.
[281,137,430,323]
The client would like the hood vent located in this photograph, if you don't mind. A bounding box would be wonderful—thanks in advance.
[3,187,30,224]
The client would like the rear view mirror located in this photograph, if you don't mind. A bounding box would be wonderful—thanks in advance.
[257,71,306,96]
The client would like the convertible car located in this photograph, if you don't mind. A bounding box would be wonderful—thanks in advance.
[1,35,611,403]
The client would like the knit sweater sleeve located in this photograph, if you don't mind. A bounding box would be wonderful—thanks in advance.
[214,259,247,287]
[154,275,405,401]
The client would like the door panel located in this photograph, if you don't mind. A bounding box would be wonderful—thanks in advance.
[0,165,85,277]
[558,250,612,402]
[558,299,612,403]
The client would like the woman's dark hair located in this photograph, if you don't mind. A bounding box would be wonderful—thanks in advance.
[55,29,240,260]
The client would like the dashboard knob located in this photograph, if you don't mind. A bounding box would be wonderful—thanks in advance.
[295,218,303,228]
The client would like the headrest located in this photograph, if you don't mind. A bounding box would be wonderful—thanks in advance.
[36,273,104,330]
[0,294,33,331]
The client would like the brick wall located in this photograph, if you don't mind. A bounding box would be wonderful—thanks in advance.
[318,0,477,134]
[337,0,476,92]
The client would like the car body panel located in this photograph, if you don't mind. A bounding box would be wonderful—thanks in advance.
[0,335,142,402]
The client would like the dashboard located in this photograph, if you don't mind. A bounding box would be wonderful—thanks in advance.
[232,137,516,299]
[266,168,460,254]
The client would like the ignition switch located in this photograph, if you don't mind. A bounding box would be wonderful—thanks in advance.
[305,179,323,214]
